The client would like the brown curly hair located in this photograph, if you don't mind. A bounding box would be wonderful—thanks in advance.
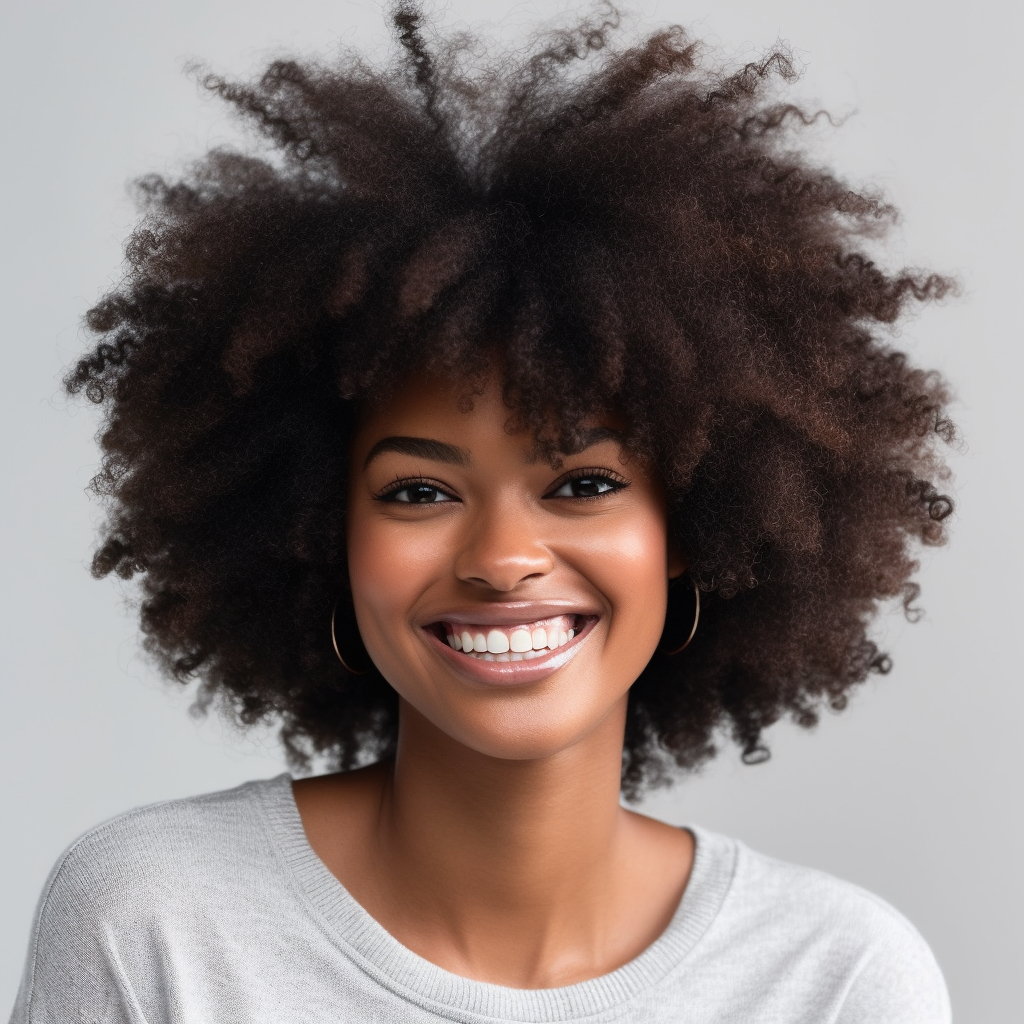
[66,1,955,797]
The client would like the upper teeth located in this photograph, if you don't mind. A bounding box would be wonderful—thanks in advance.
[442,615,578,660]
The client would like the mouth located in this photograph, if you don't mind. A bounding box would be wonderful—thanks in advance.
[421,613,599,684]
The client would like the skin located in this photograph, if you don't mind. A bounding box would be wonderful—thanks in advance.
[293,372,694,989]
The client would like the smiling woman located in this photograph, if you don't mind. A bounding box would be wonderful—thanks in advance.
[11,2,955,1021]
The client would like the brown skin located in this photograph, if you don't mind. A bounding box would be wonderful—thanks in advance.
[293,374,694,988]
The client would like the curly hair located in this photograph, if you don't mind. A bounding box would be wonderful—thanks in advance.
[67,1,955,797]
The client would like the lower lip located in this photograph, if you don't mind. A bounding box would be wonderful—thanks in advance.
[422,617,597,686]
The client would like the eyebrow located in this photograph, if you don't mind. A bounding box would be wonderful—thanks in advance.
[525,426,626,463]
[362,426,625,469]
[559,426,625,454]
[363,436,471,468]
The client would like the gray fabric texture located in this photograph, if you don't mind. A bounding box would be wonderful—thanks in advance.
[10,774,951,1023]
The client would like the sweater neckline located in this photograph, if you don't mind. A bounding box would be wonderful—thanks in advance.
[256,772,736,1023]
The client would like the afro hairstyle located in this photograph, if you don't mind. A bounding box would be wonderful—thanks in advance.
[67,1,955,797]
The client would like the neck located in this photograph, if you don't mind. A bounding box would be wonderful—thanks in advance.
[371,697,634,981]
[388,698,627,895]
[293,694,693,988]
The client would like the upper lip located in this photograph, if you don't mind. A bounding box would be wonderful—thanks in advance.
[420,601,601,627]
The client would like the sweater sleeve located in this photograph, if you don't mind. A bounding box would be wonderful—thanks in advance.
[835,915,952,1024]
[9,841,148,1024]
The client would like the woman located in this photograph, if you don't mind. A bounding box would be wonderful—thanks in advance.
[12,3,954,1020]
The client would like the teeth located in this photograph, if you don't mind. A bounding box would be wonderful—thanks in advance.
[441,616,585,661]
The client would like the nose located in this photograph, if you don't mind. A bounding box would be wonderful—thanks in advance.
[454,498,555,592]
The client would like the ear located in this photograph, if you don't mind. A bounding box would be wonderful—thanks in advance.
[667,541,687,580]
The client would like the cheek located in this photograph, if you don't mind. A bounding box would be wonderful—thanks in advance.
[348,514,413,619]
[345,505,452,653]
[572,507,670,664]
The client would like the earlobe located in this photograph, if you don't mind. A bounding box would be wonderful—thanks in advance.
[667,544,687,580]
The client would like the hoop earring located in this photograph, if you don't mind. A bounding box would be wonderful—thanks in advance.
[331,600,370,675]
[658,576,701,656]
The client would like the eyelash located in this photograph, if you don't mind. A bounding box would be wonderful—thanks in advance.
[546,467,630,500]
[374,476,457,503]
[373,468,630,504]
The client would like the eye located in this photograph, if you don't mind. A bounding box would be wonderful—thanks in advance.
[546,471,627,499]
[377,480,457,504]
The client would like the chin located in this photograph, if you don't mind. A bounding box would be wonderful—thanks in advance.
[431,693,627,763]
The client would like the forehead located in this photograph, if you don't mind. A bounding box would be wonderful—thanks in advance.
[356,371,504,437]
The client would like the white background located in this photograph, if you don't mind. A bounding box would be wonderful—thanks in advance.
[1,1,1021,1019]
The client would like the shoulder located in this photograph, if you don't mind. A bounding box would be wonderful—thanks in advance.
[12,775,293,1021]
[728,837,932,941]
[691,829,951,1023]
[32,773,291,931]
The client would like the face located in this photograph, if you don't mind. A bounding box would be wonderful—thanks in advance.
[346,373,684,762]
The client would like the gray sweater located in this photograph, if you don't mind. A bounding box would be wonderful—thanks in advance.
[10,774,950,1023]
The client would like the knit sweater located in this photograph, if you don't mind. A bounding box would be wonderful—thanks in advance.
[10,774,951,1023]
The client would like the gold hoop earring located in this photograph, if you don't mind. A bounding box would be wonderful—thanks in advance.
[659,576,700,656]
[331,600,369,675]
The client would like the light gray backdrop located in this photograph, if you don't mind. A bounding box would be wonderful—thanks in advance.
[2,1,1020,1019]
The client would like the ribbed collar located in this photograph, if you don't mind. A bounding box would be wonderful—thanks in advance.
[256,772,735,1022]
